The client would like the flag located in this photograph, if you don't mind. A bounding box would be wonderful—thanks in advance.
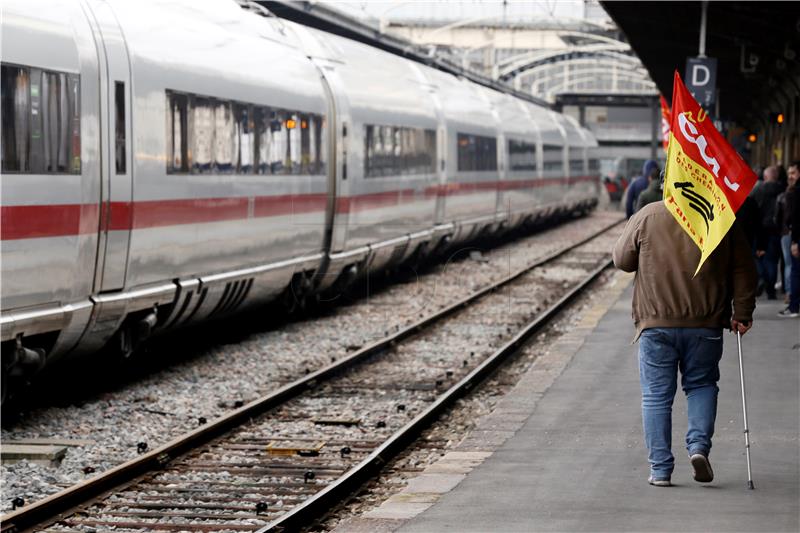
[659,95,671,151]
[663,71,757,274]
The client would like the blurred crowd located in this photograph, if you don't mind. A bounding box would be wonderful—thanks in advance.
[619,159,800,318]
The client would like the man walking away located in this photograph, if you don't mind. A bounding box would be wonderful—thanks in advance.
[782,161,800,318]
[751,166,784,299]
[625,159,659,219]
[613,201,757,487]
[775,162,797,307]
[635,167,663,212]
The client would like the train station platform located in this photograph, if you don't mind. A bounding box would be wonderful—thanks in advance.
[336,273,800,533]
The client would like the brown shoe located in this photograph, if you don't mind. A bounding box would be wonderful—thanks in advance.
[690,453,714,483]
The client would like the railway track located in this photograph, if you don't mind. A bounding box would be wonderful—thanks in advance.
[1,219,622,533]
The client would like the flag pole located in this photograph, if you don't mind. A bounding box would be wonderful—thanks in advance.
[736,330,755,489]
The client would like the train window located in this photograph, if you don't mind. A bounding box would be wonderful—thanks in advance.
[28,69,45,173]
[364,124,436,178]
[254,106,271,175]
[214,101,235,173]
[314,116,324,174]
[508,139,536,172]
[288,113,301,174]
[235,104,254,174]
[299,114,310,174]
[42,72,68,172]
[457,133,497,172]
[424,130,436,173]
[115,81,126,174]
[569,147,584,173]
[542,144,563,172]
[167,91,189,173]
[191,97,214,174]
[1,64,80,174]
[165,89,325,176]
[270,110,287,173]
[2,65,31,172]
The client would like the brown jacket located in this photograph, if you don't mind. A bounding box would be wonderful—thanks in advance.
[613,201,757,336]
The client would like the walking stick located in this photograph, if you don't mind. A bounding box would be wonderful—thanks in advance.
[736,330,755,489]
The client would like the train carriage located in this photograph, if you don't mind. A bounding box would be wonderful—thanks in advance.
[555,113,600,207]
[482,89,542,230]
[293,27,441,278]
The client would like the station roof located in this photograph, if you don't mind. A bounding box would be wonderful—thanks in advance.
[256,0,551,108]
[600,1,800,130]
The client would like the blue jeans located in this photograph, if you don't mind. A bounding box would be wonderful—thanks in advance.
[757,235,781,297]
[781,235,792,294]
[638,327,724,479]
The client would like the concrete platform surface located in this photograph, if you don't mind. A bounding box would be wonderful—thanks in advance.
[399,287,800,533]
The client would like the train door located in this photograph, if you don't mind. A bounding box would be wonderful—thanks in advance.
[311,60,352,255]
[85,1,132,292]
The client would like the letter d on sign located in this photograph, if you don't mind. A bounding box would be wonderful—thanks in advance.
[691,65,710,86]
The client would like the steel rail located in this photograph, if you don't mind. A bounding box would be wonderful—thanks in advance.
[1,218,622,532]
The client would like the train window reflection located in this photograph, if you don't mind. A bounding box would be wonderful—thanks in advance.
[1,63,80,174]
[288,113,301,174]
[364,124,436,178]
[254,107,270,174]
[66,74,80,173]
[236,104,254,173]
[270,110,287,173]
[214,101,235,173]
[192,98,214,174]
[42,71,69,172]
[167,91,189,173]
[542,144,563,172]
[508,139,536,172]
[115,81,126,174]
[457,133,497,172]
[1,65,31,172]
[569,147,584,173]
[166,89,325,176]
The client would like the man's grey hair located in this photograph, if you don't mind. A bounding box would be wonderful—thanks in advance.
[763,165,778,182]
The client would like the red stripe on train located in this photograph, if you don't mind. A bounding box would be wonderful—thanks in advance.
[1,204,100,240]
[2,176,595,240]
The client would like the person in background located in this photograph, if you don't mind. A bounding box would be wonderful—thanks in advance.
[780,161,800,318]
[635,167,663,212]
[750,165,784,300]
[777,165,788,190]
[613,201,757,487]
[737,196,762,249]
[775,162,797,304]
[625,159,659,219]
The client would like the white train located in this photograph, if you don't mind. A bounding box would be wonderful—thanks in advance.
[0,0,599,395]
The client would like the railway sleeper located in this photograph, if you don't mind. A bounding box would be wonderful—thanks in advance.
[97,509,272,519]
[116,493,307,504]
[64,518,264,531]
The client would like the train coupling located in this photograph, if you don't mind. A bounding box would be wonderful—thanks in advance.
[7,335,46,376]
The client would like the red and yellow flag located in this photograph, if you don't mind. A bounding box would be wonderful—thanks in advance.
[659,95,671,151]
[663,71,757,274]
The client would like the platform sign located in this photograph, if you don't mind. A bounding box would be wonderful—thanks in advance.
[663,71,757,274]
[684,57,717,109]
